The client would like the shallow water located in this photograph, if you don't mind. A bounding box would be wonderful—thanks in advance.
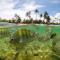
[0,22,17,28]
[0,23,60,60]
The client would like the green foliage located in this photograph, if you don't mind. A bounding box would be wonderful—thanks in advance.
[0,19,8,22]
[44,11,50,23]
[9,20,12,23]
[9,19,16,23]
[15,14,21,23]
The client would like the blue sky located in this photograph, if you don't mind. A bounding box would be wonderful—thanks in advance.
[0,0,60,19]
[38,0,60,16]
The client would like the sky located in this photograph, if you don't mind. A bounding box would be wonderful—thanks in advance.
[0,0,60,20]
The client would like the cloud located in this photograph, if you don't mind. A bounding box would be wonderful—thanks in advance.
[50,12,60,23]
[50,12,60,20]
[20,1,44,20]
[0,0,15,19]
[54,13,60,19]
[22,1,44,11]
[0,0,44,20]
[50,0,60,3]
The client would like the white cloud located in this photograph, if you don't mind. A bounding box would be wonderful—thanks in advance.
[54,13,60,19]
[20,1,44,20]
[50,12,60,20]
[51,0,60,3]
[0,0,15,19]
[50,13,60,23]
[22,1,44,11]
[0,0,44,20]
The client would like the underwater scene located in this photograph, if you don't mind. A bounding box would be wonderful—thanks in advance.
[0,23,60,60]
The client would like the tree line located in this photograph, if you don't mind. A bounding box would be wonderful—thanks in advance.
[0,9,51,24]
[14,9,50,24]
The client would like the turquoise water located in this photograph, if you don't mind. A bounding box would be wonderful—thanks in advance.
[0,24,60,60]
[9,24,60,35]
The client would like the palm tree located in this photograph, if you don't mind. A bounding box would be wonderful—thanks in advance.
[26,11,33,23]
[44,11,50,24]
[26,11,31,19]
[40,13,43,20]
[34,9,39,20]
[15,14,21,23]
[40,13,42,17]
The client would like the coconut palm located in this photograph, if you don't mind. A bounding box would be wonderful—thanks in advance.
[15,14,21,23]
[26,11,33,23]
[40,13,43,20]
[40,13,43,18]
[44,11,50,24]
[34,9,39,20]
[26,11,31,19]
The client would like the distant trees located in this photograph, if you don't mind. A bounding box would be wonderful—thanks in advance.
[40,13,43,18]
[8,14,21,23]
[44,11,50,24]
[34,9,39,20]
[12,11,51,24]
[26,11,33,23]
[8,20,12,23]
[0,10,51,24]
[0,18,8,22]
[8,18,16,23]
[26,11,31,19]
[15,14,21,23]
[22,10,51,24]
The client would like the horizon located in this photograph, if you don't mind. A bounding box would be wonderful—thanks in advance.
[0,0,60,20]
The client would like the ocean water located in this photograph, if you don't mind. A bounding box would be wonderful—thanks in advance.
[0,24,60,60]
